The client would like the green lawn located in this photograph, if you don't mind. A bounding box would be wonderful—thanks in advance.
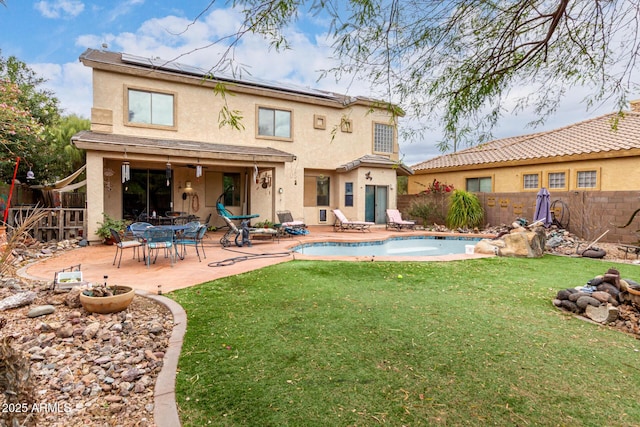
[170,256,640,426]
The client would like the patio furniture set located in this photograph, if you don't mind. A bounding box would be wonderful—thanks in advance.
[110,219,208,268]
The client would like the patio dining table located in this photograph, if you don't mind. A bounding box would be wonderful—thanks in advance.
[132,224,192,263]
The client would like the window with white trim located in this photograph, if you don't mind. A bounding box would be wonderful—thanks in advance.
[523,174,539,189]
[127,89,174,126]
[374,123,394,153]
[577,170,597,188]
[258,107,291,138]
[548,172,566,189]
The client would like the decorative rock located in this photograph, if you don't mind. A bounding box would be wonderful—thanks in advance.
[27,304,56,318]
[560,300,579,312]
[576,296,601,310]
[556,289,572,300]
[65,287,83,308]
[56,324,74,338]
[0,290,37,311]
[569,292,590,302]
[121,367,142,382]
[585,303,619,324]
[83,322,100,339]
[597,283,620,299]
[499,228,546,258]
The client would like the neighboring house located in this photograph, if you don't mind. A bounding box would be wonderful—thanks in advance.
[73,49,412,241]
[409,101,640,195]
[406,102,640,244]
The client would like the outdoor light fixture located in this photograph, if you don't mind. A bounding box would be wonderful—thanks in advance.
[166,162,172,186]
[26,168,35,180]
[185,181,192,190]
[121,161,130,183]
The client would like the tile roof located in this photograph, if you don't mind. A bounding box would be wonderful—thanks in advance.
[337,154,414,176]
[411,111,640,171]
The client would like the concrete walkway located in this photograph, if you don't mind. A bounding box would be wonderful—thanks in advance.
[21,226,491,293]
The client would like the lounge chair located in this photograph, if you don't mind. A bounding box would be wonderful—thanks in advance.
[219,215,278,247]
[385,209,416,231]
[277,210,309,235]
[332,209,374,232]
[216,202,259,221]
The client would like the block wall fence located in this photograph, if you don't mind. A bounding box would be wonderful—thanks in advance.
[398,191,640,245]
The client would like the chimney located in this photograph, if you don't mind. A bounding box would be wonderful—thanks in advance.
[631,100,640,113]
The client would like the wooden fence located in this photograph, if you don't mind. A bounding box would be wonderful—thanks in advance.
[7,207,86,242]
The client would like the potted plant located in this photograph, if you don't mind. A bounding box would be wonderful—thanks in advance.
[80,282,135,314]
[96,213,127,244]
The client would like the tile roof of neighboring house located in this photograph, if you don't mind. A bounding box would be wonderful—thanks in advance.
[79,49,403,114]
[71,130,295,162]
[411,110,640,171]
[336,154,414,176]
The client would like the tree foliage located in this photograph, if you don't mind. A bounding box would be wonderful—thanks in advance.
[0,53,68,184]
[207,0,640,149]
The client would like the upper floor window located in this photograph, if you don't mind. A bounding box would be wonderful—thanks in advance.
[466,177,492,192]
[127,89,174,127]
[523,173,539,190]
[374,123,394,153]
[577,170,597,188]
[548,172,566,189]
[258,107,291,139]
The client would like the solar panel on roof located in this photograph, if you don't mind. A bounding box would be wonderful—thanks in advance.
[121,52,338,100]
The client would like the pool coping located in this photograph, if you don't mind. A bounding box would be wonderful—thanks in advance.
[285,231,496,262]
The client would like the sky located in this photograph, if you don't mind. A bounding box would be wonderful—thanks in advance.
[0,0,636,167]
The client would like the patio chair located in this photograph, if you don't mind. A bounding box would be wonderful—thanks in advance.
[277,210,309,236]
[143,227,175,268]
[385,209,416,231]
[110,228,143,268]
[331,209,374,232]
[175,224,208,261]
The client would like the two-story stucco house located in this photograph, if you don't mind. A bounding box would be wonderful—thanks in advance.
[72,49,412,241]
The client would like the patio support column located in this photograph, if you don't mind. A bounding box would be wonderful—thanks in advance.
[86,152,105,242]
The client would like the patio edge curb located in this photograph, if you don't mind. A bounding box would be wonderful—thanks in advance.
[136,290,186,427]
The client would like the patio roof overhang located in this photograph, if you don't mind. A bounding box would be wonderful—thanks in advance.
[71,130,296,163]
[336,154,414,176]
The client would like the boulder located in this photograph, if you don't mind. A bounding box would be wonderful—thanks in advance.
[498,227,546,258]
[0,291,37,311]
[576,296,601,310]
[585,303,619,324]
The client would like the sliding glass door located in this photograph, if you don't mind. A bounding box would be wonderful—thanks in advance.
[123,169,172,220]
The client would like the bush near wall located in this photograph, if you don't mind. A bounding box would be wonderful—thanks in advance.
[399,190,640,244]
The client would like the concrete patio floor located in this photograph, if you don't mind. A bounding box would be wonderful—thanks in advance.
[20,225,493,294]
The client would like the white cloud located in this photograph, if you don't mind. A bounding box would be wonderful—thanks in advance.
[42,4,635,167]
[106,0,145,22]
[34,0,84,19]
[30,61,92,117]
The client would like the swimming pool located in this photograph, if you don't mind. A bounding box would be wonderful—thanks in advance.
[292,236,481,257]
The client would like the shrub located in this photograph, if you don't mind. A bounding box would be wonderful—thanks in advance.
[446,189,484,229]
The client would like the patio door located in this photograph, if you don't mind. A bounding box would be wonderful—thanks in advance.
[123,169,172,220]
[365,185,388,224]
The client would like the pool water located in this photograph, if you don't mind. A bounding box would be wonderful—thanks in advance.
[292,236,480,257]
